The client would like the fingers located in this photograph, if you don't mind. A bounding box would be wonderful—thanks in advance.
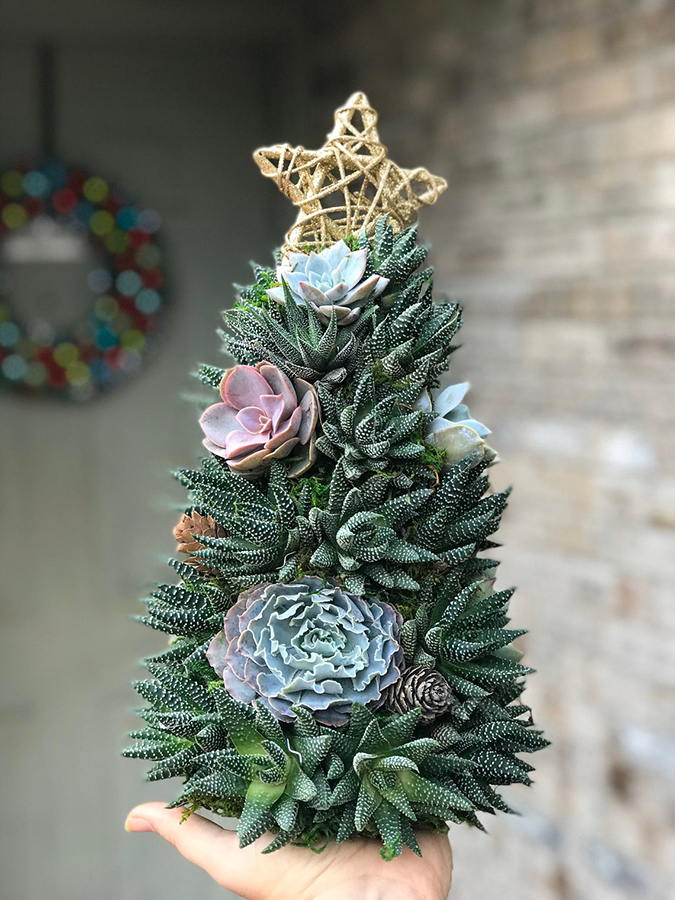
[125,802,293,899]
[125,802,240,884]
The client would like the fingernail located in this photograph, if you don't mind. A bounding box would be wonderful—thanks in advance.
[125,815,154,833]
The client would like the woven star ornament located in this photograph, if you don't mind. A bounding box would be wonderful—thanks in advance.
[254,92,447,257]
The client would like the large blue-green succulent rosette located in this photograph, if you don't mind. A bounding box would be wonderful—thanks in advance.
[206,576,404,725]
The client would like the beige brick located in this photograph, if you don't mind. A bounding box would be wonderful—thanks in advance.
[522,320,611,366]
[644,45,675,100]
[600,106,675,160]
[491,87,558,132]
[505,225,601,276]
[600,215,675,264]
[559,63,638,117]
[524,26,601,79]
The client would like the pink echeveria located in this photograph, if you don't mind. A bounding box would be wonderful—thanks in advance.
[200,362,319,477]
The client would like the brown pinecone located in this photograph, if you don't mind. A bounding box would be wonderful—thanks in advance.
[173,510,226,572]
[383,666,453,725]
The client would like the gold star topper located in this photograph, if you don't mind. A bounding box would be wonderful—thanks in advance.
[254,92,447,257]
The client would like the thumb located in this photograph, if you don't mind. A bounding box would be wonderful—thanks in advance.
[125,802,242,888]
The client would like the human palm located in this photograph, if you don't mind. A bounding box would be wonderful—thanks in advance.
[126,802,452,900]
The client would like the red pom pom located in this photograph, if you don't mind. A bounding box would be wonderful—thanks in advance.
[117,296,137,315]
[24,197,44,216]
[67,171,87,193]
[142,268,163,289]
[115,251,137,271]
[79,343,98,362]
[104,196,122,214]
[52,188,78,214]
[103,346,124,368]
[128,228,151,249]
[35,346,55,365]
[131,311,149,331]
[48,366,67,389]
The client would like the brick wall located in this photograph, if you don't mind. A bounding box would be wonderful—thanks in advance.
[329,2,675,898]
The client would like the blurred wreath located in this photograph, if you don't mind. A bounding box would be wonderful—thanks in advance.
[0,161,167,401]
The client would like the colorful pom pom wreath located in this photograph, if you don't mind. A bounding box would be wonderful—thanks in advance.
[0,161,167,401]
[124,93,548,861]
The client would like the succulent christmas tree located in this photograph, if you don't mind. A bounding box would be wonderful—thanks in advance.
[124,92,548,860]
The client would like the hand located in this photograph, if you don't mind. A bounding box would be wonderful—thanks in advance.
[125,802,452,900]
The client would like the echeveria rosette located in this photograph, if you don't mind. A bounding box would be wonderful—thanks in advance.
[206,576,404,726]
[417,381,498,467]
[200,362,319,477]
[266,239,389,325]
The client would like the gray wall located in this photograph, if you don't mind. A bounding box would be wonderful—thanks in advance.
[0,6,297,899]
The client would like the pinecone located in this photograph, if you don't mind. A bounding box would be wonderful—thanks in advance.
[173,510,226,572]
[383,666,453,725]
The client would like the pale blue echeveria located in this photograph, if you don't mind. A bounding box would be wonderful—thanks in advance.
[266,239,389,325]
[417,381,497,467]
[206,576,403,726]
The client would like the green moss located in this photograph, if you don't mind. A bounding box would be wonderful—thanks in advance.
[181,797,245,821]
[419,441,446,471]
[377,587,422,620]
[372,359,388,385]
[290,472,331,510]
[417,441,447,487]
[293,821,334,853]
[371,359,414,393]
[236,267,278,310]
[292,551,312,581]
